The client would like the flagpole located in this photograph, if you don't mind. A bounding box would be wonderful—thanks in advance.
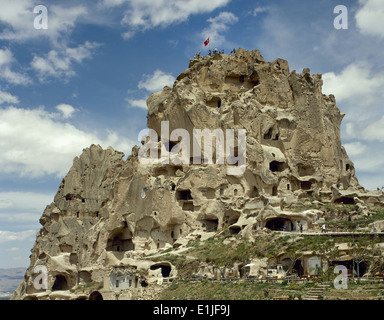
[208,38,211,55]
[209,39,211,55]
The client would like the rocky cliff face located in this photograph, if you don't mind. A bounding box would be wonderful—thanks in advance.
[12,48,384,300]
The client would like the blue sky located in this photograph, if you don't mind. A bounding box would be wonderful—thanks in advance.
[0,0,383,268]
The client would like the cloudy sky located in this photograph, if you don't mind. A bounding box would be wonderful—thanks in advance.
[0,0,383,268]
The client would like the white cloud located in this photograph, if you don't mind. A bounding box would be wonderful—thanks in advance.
[0,1,87,43]
[0,212,42,224]
[201,11,238,47]
[0,199,13,209]
[251,7,269,17]
[344,141,368,157]
[0,48,30,85]
[56,104,76,119]
[122,30,136,40]
[126,98,147,110]
[138,69,175,92]
[0,192,54,230]
[0,192,53,212]
[0,230,36,244]
[31,41,101,82]
[102,0,127,7]
[48,5,88,40]
[101,0,231,37]
[6,247,20,252]
[0,47,13,66]
[126,69,175,110]
[322,62,384,103]
[1,67,31,85]
[0,106,134,178]
[0,4,93,86]
[356,0,384,39]
[0,90,19,105]
[0,0,32,41]
[362,115,384,142]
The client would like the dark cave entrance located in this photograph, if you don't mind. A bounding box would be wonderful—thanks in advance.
[293,260,304,277]
[52,275,69,291]
[176,190,193,201]
[265,218,293,231]
[201,219,219,232]
[150,264,171,277]
[89,291,103,300]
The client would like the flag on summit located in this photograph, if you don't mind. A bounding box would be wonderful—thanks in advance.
[204,37,209,47]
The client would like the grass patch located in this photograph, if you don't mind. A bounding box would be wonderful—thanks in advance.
[159,281,314,300]
[159,280,384,300]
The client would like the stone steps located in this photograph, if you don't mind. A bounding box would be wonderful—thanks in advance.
[302,284,330,300]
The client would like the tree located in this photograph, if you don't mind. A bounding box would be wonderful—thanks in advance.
[348,236,379,279]
[312,238,340,280]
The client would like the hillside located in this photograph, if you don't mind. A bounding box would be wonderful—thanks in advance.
[11,48,384,300]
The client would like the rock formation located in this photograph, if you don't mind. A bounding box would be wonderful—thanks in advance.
[12,48,384,300]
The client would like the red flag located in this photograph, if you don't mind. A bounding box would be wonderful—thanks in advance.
[204,37,209,47]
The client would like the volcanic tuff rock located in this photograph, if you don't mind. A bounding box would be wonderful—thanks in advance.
[12,48,384,300]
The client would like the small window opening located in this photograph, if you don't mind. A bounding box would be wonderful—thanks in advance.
[176,190,193,201]
[272,186,278,196]
[218,99,222,108]
[229,226,242,234]
[239,75,245,83]
[250,186,259,198]
[263,128,273,140]
[234,189,238,196]
[166,140,178,152]
[300,181,312,190]
[250,71,260,86]
[269,161,285,173]
[141,187,147,199]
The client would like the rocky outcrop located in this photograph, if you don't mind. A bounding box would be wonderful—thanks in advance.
[12,48,383,300]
